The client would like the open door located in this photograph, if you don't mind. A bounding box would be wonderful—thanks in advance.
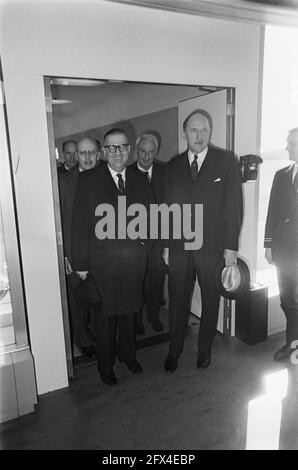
[44,77,74,377]
[178,88,235,334]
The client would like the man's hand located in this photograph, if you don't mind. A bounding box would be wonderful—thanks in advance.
[76,271,88,280]
[163,248,169,266]
[265,247,274,265]
[224,249,237,267]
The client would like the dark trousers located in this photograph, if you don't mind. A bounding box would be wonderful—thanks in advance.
[94,310,136,371]
[276,256,298,345]
[168,249,221,358]
[137,241,166,324]
[66,273,94,348]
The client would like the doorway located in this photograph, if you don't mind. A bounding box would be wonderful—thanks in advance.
[44,77,235,377]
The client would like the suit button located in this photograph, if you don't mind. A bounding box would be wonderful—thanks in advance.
[285,218,290,223]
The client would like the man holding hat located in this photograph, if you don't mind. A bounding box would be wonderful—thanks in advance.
[163,109,243,372]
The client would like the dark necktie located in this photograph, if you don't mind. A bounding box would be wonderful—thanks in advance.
[143,171,150,183]
[116,173,125,193]
[191,154,198,181]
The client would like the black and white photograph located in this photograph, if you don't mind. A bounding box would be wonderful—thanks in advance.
[0,0,298,454]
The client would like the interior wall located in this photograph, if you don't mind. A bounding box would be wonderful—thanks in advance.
[0,0,263,394]
[55,106,178,164]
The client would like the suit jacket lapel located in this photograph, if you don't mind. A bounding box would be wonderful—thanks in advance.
[178,152,193,200]
[194,147,218,195]
[102,163,121,201]
[290,164,298,196]
[279,166,295,217]
[287,165,297,214]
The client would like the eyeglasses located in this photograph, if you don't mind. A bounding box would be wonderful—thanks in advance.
[104,144,130,153]
[78,150,97,158]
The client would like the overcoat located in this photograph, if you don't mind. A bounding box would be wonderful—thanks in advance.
[71,163,153,316]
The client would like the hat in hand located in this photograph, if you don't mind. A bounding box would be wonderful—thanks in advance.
[73,275,102,310]
[215,257,250,300]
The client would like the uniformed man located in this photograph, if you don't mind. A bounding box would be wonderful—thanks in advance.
[265,127,298,362]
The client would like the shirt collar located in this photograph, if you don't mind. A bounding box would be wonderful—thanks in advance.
[108,164,126,180]
[137,162,153,178]
[188,146,208,166]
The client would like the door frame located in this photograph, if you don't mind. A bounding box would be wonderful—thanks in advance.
[44,77,236,373]
[44,76,74,378]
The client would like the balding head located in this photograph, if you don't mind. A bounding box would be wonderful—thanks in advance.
[183,109,213,154]
[77,137,100,171]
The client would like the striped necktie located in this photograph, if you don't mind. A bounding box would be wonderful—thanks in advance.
[190,154,198,181]
[116,173,125,193]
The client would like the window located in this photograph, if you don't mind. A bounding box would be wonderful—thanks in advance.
[257,25,298,297]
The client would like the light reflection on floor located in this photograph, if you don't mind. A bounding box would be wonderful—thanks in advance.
[246,368,288,450]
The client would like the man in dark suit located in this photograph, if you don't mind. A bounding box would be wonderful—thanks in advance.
[59,137,100,357]
[58,140,78,175]
[71,128,153,386]
[265,127,298,362]
[163,109,243,372]
[131,132,166,334]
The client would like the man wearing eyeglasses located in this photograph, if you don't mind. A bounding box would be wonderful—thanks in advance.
[77,138,100,170]
[59,137,100,358]
[131,132,166,335]
[71,128,153,386]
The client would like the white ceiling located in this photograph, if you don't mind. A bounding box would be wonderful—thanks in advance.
[52,79,216,138]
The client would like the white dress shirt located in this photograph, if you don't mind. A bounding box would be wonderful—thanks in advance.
[137,162,153,181]
[108,165,126,189]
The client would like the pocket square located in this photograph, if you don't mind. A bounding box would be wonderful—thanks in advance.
[214,178,221,182]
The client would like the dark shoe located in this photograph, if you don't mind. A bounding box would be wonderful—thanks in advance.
[164,354,178,372]
[150,319,164,332]
[136,321,145,335]
[274,344,294,362]
[81,344,96,358]
[97,364,117,385]
[119,358,143,374]
[196,350,211,369]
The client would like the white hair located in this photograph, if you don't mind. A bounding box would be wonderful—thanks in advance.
[136,133,159,152]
